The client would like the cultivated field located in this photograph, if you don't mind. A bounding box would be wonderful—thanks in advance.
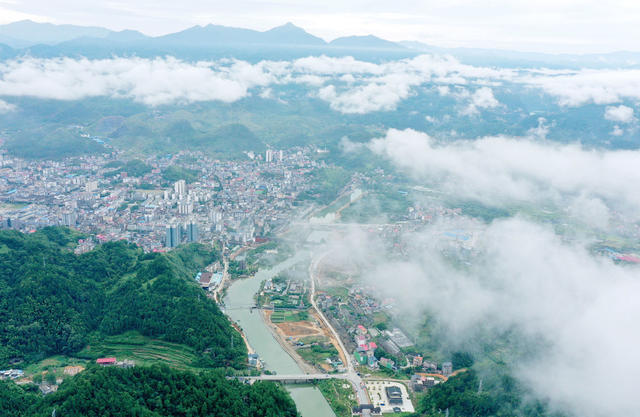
[75,331,199,370]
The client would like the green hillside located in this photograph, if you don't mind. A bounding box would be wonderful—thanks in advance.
[0,365,298,417]
[0,227,245,369]
[5,127,106,159]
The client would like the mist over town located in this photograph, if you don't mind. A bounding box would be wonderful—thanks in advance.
[0,2,638,417]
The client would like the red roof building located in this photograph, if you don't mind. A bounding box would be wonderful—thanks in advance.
[96,357,116,365]
[199,272,213,289]
[617,255,640,263]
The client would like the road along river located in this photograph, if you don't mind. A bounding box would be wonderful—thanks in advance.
[223,252,336,417]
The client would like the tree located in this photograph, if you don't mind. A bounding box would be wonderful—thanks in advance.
[452,351,474,369]
[0,229,244,369]
[1,365,299,417]
[32,365,298,417]
[44,373,57,385]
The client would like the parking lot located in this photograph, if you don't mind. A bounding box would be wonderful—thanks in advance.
[365,380,414,414]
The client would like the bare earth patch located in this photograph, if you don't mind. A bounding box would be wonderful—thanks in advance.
[276,320,324,338]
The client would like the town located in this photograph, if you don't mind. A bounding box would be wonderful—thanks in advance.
[0,147,323,251]
[3,140,640,417]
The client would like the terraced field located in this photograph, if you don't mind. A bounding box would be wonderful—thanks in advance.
[21,332,202,383]
[76,331,199,370]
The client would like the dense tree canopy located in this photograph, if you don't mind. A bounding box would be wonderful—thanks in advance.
[0,380,39,417]
[0,228,245,368]
[103,159,152,178]
[5,128,107,159]
[0,365,298,417]
[417,370,562,417]
[162,165,201,184]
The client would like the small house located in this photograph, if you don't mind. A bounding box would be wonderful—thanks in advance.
[96,357,116,366]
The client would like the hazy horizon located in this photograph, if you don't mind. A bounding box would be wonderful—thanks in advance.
[1,0,639,54]
[0,3,638,417]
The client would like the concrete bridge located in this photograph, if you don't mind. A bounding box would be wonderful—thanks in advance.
[234,373,376,416]
[220,304,260,311]
[233,373,347,385]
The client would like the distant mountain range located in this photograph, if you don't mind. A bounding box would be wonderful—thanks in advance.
[0,20,404,50]
[0,20,639,68]
[0,19,111,48]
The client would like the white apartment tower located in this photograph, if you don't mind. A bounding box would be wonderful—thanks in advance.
[174,179,187,197]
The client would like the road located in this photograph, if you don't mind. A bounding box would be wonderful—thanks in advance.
[213,243,248,304]
[308,252,371,414]
[237,373,346,383]
[212,256,228,304]
[235,372,371,414]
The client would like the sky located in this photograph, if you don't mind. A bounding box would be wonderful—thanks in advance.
[0,0,639,54]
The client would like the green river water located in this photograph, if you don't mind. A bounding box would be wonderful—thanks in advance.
[224,253,336,417]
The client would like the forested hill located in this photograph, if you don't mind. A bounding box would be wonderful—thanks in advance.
[0,227,246,369]
[1,364,298,417]
[416,370,562,417]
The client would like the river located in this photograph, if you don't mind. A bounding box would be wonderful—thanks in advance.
[224,252,336,417]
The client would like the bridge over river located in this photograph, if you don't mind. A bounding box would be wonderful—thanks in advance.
[233,373,348,384]
[231,373,374,416]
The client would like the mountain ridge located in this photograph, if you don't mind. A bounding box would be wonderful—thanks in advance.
[0,19,111,47]
[0,20,639,68]
[0,19,404,51]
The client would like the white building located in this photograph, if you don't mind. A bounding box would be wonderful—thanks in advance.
[85,181,98,192]
[174,180,187,197]
[178,201,193,215]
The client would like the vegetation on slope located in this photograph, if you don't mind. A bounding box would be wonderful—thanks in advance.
[0,365,298,417]
[0,379,39,417]
[0,227,245,369]
[103,159,152,177]
[417,370,562,417]
[297,167,351,205]
[5,127,106,159]
[162,165,201,183]
[316,379,357,417]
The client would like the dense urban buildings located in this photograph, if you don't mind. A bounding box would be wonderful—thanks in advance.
[0,147,322,252]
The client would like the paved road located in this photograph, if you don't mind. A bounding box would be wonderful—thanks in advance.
[236,372,370,414]
[237,373,344,382]
[309,252,371,415]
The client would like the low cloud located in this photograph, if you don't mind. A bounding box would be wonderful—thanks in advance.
[612,125,625,136]
[527,69,640,106]
[317,73,420,113]
[470,86,499,108]
[462,86,500,115]
[0,54,515,113]
[0,98,15,113]
[0,57,268,105]
[526,117,552,139]
[604,105,635,123]
[346,217,640,417]
[366,128,640,225]
[1,55,640,114]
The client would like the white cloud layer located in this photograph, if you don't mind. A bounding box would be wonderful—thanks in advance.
[366,128,640,225]
[0,98,15,113]
[527,69,640,106]
[0,57,269,105]
[604,105,635,123]
[329,126,640,414]
[350,217,640,417]
[470,86,499,109]
[1,55,640,114]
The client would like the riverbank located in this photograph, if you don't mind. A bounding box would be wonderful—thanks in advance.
[260,309,318,374]
[222,252,337,417]
[230,321,256,356]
